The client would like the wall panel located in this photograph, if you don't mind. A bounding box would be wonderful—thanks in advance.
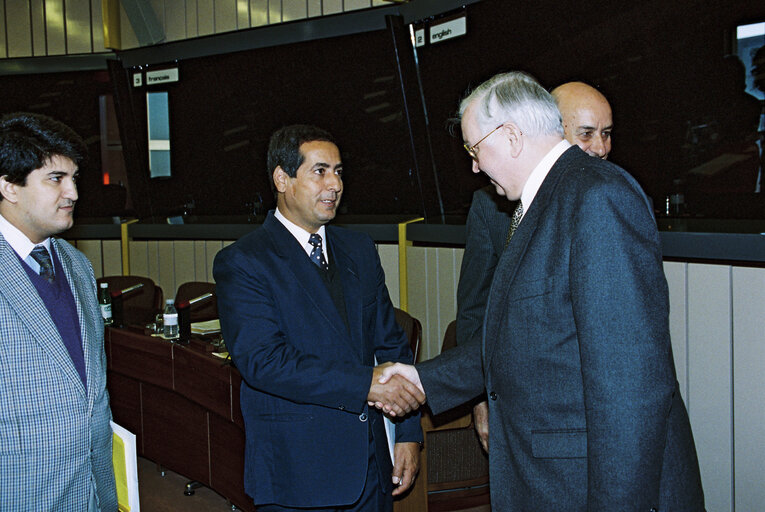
[65,0,93,53]
[76,239,103,278]
[236,0,250,29]
[732,267,765,511]
[44,0,66,54]
[6,0,33,57]
[196,0,214,36]
[31,0,46,55]
[164,0,187,42]
[250,0,268,26]
[157,241,175,303]
[688,264,732,512]
[214,0,238,33]
[377,243,399,308]
[185,0,198,39]
[282,0,306,22]
[102,239,122,276]
[173,240,196,293]
[664,261,688,401]
[90,0,103,51]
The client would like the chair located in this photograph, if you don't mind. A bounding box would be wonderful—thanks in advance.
[423,321,490,511]
[174,281,217,323]
[395,320,490,512]
[96,275,163,327]
[393,307,422,363]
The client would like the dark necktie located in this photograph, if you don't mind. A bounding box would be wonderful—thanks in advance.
[30,245,55,282]
[504,201,524,248]
[308,233,329,271]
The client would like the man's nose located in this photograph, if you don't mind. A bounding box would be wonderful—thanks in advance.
[325,172,342,191]
[590,135,607,158]
[63,178,78,200]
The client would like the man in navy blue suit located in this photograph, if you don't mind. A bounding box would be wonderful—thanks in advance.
[378,72,704,511]
[214,125,423,511]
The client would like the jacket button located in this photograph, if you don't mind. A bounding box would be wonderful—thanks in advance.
[649,509,657,512]
[489,391,497,400]
[339,405,346,411]
[359,413,368,422]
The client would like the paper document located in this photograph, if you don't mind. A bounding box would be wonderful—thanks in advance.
[191,319,221,334]
[111,421,140,512]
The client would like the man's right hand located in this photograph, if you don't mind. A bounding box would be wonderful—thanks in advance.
[367,362,426,417]
[473,400,489,452]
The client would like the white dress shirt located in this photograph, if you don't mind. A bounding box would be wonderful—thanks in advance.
[0,212,53,275]
[274,208,330,264]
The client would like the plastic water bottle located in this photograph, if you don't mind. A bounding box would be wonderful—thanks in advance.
[99,283,113,325]
[163,299,179,339]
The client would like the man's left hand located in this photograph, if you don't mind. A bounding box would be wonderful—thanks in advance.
[391,442,420,496]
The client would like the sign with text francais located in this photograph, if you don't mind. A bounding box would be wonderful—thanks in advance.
[429,16,466,45]
[146,68,179,85]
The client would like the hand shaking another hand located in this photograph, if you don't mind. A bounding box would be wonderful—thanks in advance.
[367,362,425,417]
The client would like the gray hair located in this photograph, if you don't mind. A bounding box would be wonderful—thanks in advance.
[458,71,563,138]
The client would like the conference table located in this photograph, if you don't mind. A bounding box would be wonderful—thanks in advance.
[105,327,256,511]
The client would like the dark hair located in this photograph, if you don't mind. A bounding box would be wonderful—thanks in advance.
[266,124,336,194]
[0,112,86,200]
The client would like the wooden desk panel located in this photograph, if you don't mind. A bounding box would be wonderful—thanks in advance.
[106,327,255,512]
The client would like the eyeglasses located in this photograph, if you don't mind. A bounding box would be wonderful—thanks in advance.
[463,124,504,161]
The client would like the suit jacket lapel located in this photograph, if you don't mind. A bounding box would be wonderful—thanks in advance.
[327,229,364,359]
[483,150,570,367]
[0,235,86,397]
[263,216,358,355]
[53,239,95,400]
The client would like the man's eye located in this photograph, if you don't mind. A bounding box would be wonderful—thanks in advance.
[314,168,325,175]
[578,132,593,140]
[602,132,612,140]
[335,169,343,177]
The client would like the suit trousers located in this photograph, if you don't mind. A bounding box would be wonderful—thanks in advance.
[256,433,391,512]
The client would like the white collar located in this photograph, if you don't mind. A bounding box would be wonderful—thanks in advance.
[0,212,52,259]
[274,208,329,262]
[520,139,571,219]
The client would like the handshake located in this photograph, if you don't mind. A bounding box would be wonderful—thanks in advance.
[367,362,425,417]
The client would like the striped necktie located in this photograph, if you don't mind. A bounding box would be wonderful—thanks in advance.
[504,202,524,248]
[30,245,55,282]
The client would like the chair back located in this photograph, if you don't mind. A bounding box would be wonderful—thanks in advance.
[393,307,422,363]
[96,275,163,327]
[175,281,218,322]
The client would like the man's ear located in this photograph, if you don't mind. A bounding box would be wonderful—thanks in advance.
[0,176,18,204]
[502,123,524,158]
[272,166,290,194]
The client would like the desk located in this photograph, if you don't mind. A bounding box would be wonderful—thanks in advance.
[105,327,255,512]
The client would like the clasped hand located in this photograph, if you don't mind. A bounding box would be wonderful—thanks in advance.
[367,362,425,417]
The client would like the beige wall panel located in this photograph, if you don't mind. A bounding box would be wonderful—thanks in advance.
[165,0,188,42]
[205,241,224,283]
[193,241,209,281]
[282,0,306,21]
[128,241,149,277]
[406,246,430,361]
[214,0,238,33]
[687,263,732,512]
[31,0,46,56]
[0,1,7,58]
[146,241,161,285]
[102,239,122,276]
[157,241,176,301]
[371,0,387,6]
[6,0,33,57]
[197,0,214,36]
[45,0,66,55]
[185,0,198,38]
[307,0,321,17]
[173,240,196,292]
[119,1,139,49]
[663,261,688,402]
[435,248,458,342]
[250,0,267,26]
[268,0,281,24]
[76,240,104,277]
[377,244,399,308]
[344,0,371,11]
[236,0,250,28]
[65,0,93,54]
[90,0,104,51]
[732,266,765,511]
[322,0,342,15]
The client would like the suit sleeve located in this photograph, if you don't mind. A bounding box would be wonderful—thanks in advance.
[570,179,676,508]
[213,248,373,413]
[456,190,501,348]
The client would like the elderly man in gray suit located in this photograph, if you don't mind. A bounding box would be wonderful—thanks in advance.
[377,72,704,511]
[0,113,117,511]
